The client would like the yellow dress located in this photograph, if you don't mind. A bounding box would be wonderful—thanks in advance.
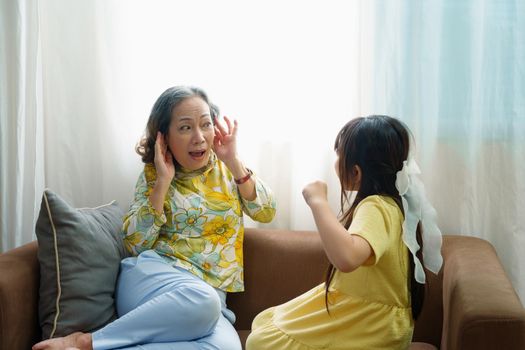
[246,195,413,350]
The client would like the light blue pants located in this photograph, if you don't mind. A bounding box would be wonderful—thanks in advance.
[92,250,242,350]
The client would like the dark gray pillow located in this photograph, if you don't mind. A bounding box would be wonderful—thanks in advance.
[36,189,128,338]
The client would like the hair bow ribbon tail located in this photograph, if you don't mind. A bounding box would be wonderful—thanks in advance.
[396,159,443,284]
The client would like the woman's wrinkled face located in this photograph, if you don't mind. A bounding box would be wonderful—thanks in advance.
[167,96,215,170]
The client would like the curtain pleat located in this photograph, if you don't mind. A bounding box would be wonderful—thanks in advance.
[2,0,524,303]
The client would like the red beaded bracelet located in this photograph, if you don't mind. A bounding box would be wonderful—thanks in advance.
[234,169,253,185]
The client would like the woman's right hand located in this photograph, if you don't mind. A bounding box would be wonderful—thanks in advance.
[154,131,175,183]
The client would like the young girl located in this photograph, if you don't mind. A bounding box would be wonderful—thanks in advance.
[246,115,443,350]
[33,86,276,350]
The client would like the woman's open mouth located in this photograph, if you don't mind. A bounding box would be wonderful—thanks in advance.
[189,150,207,160]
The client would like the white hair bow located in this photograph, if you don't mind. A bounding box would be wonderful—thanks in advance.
[395,158,443,284]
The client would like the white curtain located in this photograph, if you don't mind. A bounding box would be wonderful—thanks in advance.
[0,0,45,251]
[34,0,370,232]
[1,0,524,302]
[360,1,525,303]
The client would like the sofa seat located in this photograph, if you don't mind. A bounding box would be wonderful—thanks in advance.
[1,229,525,349]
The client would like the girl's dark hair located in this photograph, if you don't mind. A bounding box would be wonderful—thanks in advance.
[136,86,219,164]
[325,115,425,320]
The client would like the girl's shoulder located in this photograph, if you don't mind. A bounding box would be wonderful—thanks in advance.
[355,195,401,217]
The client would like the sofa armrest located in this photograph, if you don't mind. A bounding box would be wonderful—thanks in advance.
[441,235,525,350]
[0,241,41,350]
[227,228,328,330]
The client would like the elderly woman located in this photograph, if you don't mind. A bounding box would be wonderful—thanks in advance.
[33,86,276,350]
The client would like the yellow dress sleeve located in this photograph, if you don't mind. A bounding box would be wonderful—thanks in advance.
[348,196,391,265]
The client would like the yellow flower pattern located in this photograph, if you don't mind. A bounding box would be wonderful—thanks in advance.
[203,216,237,246]
[121,154,276,292]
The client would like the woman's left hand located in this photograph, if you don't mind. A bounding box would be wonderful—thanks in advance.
[214,116,239,165]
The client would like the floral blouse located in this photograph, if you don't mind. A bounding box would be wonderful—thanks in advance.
[122,153,276,292]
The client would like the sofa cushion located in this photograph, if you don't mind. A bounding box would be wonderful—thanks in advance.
[35,189,128,339]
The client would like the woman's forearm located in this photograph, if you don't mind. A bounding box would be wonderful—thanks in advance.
[226,158,256,201]
[149,178,170,214]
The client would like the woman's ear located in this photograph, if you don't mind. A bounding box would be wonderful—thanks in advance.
[162,130,173,154]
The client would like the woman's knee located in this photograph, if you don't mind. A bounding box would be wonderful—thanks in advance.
[196,318,242,350]
[170,285,222,329]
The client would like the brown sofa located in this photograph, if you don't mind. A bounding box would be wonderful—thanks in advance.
[1,228,524,350]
